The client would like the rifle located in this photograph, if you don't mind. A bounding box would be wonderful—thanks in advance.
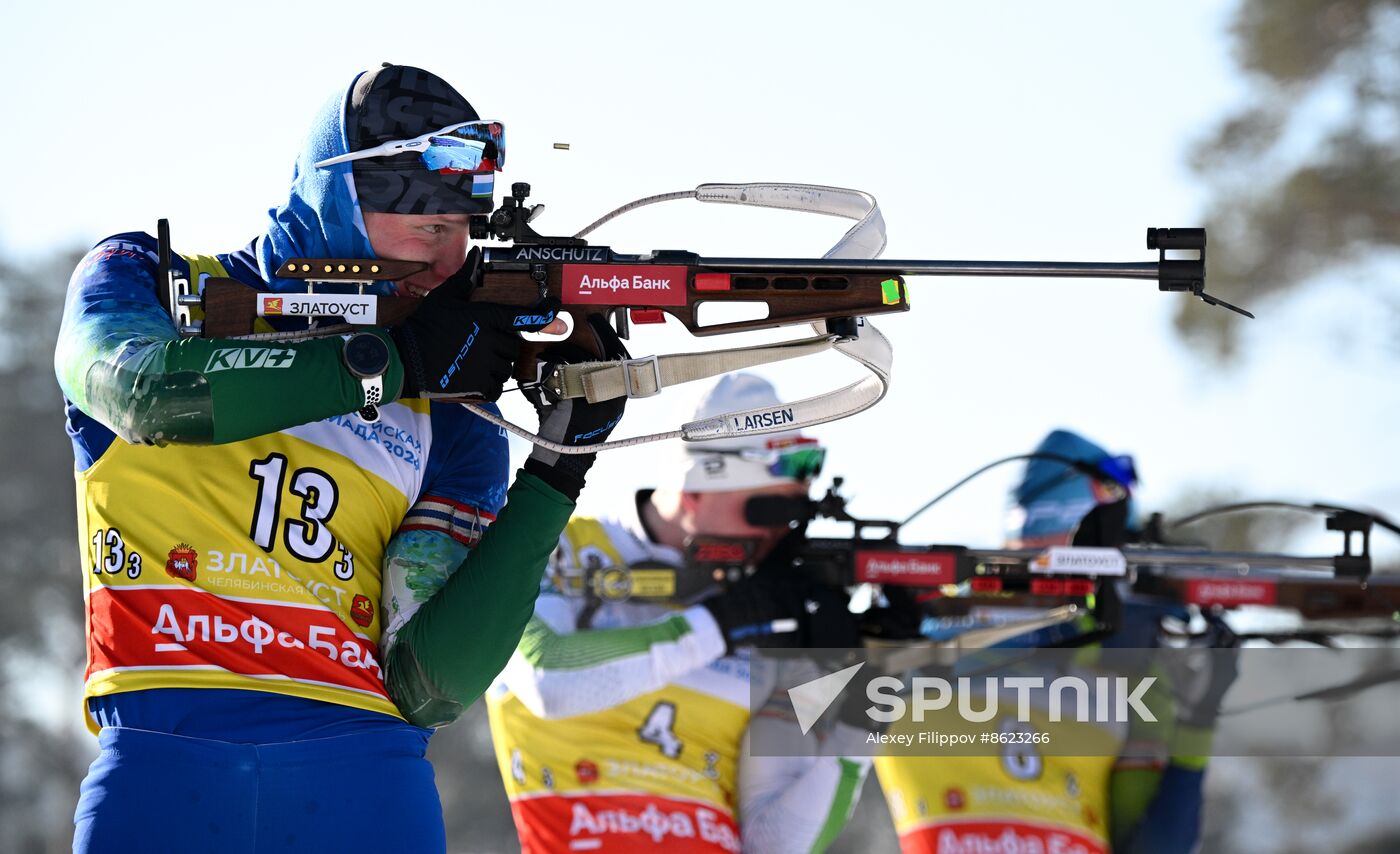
[171,182,1242,450]
[669,459,1400,644]
[748,475,1399,647]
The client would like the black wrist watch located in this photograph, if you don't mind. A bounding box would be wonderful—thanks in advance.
[342,332,391,421]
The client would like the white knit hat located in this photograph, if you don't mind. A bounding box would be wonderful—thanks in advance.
[680,374,823,492]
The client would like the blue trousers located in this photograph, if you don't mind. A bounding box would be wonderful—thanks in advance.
[74,725,445,853]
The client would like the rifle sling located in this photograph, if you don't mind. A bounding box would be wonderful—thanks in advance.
[462,318,893,453]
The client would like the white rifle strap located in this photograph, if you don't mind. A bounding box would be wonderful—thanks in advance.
[551,335,834,402]
[465,182,895,454]
[462,321,892,454]
[680,318,892,441]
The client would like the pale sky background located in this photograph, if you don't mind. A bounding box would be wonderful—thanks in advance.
[6,0,1396,561]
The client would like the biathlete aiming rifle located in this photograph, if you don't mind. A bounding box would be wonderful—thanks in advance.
[166,182,1245,452]
[721,457,1399,648]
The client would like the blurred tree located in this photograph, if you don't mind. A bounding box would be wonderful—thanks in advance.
[1344,830,1400,853]
[1160,486,1396,573]
[1156,487,1312,553]
[1182,0,1400,358]
[0,246,93,854]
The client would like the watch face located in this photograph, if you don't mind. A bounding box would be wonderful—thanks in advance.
[345,333,390,378]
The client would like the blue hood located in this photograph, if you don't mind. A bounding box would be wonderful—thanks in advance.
[254,72,391,295]
[1006,429,1138,547]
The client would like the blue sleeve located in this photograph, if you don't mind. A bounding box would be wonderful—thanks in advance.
[56,233,182,449]
[417,400,510,515]
[1118,765,1205,854]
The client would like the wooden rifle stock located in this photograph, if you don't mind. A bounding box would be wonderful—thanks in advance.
[190,253,911,385]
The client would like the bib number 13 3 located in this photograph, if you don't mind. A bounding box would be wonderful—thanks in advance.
[248,453,350,575]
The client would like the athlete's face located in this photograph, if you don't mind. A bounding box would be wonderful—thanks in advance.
[363,212,472,298]
[681,482,809,561]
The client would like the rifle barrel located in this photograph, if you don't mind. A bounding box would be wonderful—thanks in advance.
[966,546,1341,573]
[1123,549,1339,572]
[698,257,1161,280]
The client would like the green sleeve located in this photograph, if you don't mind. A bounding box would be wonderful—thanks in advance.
[93,332,404,444]
[1108,662,1174,840]
[385,471,574,728]
[518,609,697,670]
[809,758,868,853]
[496,600,724,720]
[1109,766,1165,841]
[55,238,403,445]
[62,313,402,445]
[1166,723,1216,771]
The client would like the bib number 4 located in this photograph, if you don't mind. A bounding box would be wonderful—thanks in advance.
[637,701,684,759]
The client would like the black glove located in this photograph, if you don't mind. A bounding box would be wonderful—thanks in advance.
[757,531,861,648]
[801,582,862,649]
[389,259,558,401]
[1164,616,1240,729]
[701,573,806,653]
[520,315,628,501]
[859,586,927,642]
[702,575,858,653]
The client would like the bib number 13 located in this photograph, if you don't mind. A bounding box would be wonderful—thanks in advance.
[248,453,341,565]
